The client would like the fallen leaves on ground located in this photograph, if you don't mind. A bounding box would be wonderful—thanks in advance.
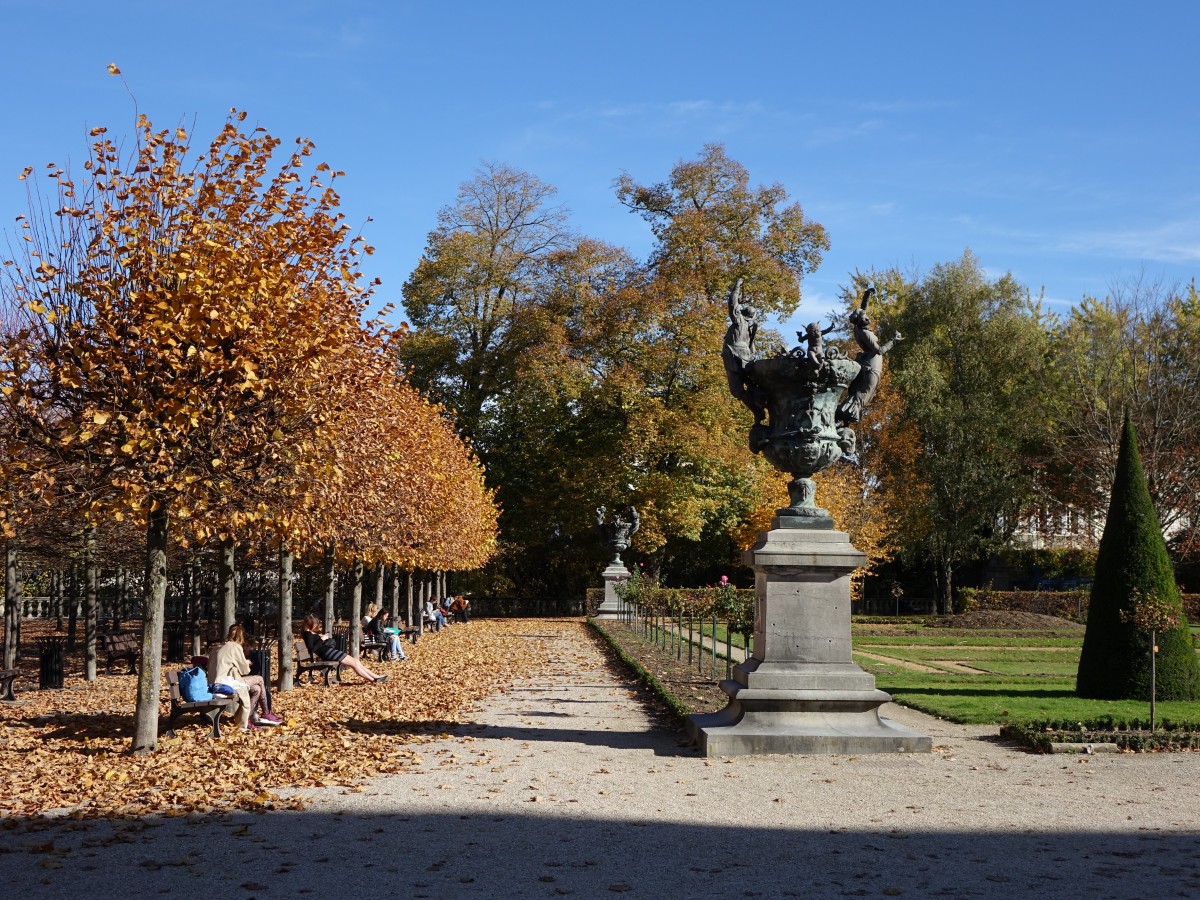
[0,619,566,819]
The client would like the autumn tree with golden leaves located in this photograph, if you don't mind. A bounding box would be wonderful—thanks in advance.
[0,105,496,751]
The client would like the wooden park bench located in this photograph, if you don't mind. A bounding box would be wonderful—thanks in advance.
[165,669,237,738]
[0,667,17,701]
[334,625,388,662]
[102,632,140,674]
[294,641,342,686]
[360,634,389,661]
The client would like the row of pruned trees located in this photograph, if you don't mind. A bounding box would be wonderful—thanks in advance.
[0,111,497,752]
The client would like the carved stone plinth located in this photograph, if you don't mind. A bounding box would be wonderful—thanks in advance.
[688,520,931,757]
[593,562,631,619]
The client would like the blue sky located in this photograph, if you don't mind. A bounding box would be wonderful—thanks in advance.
[2,1,1197,334]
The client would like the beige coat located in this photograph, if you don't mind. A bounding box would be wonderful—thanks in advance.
[207,641,253,727]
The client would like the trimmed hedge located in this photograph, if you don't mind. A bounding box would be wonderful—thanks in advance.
[852,615,937,626]
[1076,417,1199,700]
[959,587,1089,621]
[1001,717,1200,753]
[958,588,1200,624]
[588,618,692,723]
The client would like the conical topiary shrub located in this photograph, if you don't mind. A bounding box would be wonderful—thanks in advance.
[1076,415,1199,699]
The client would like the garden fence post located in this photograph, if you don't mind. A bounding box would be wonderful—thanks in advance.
[688,612,693,666]
[711,614,717,680]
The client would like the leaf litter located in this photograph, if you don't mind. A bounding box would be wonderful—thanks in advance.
[0,618,561,820]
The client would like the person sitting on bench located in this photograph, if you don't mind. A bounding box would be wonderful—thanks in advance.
[366,609,408,661]
[300,614,388,684]
[208,623,282,731]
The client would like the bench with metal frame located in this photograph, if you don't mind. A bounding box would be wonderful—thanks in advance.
[165,669,237,737]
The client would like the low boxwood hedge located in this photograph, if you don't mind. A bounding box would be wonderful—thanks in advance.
[1001,717,1200,752]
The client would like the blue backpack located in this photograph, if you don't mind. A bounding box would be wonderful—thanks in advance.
[178,666,213,702]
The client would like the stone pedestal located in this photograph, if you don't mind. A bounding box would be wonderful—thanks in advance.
[593,561,631,619]
[688,519,931,757]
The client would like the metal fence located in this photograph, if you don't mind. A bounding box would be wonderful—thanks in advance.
[607,597,750,681]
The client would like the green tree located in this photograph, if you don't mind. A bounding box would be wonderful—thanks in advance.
[1076,415,1198,700]
[615,143,827,319]
[400,163,573,445]
[874,252,1053,613]
[609,144,829,578]
[1050,277,1200,544]
[403,147,829,593]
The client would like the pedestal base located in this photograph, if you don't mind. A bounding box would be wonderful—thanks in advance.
[688,522,931,757]
[593,563,630,619]
[687,674,933,757]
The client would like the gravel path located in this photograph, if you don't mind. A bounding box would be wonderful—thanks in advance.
[3,621,1197,898]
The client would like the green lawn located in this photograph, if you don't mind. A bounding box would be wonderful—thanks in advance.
[856,646,1081,677]
[854,630,1200,724]
[864,670,1200,724]
[670,616,1200,725]
[696,622,748,649]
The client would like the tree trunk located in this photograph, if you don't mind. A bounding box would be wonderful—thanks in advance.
[53,569,62,631]
[84,526,98,682]
[416,571,426,636]
[393,566,403,624]
[323,545,336,634]
[132,496,169,754]
[349,559,364,658]
[67,565,78,649]
[374,563,385,617]
[278,544,294,693]
[114,567,125,633]
[3,542,18,672]
[219,537,237,634]
[181,563,192,634]
[190,556,203,657]
[201,554,213,621]
[405,570,414,628]
[644,547,666,583]
[937,557,953,616]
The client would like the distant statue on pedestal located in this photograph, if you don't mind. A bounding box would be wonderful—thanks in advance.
[593,505,641,619]
[595,505,640,567]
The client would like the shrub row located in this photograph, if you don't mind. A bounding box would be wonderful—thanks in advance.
[1001,717,1200,753]
[852,615,938,626]
[958,588,1200,624]
[612,572,755,635]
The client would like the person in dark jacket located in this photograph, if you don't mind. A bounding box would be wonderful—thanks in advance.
[366,610,407,661]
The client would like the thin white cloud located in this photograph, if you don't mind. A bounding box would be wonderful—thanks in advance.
[854,98,960,113]
[593,103,650,118]
[1056,220,1200,264]
[802,118,884,148]
[667,100,713,115]
[551,98,769,126]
